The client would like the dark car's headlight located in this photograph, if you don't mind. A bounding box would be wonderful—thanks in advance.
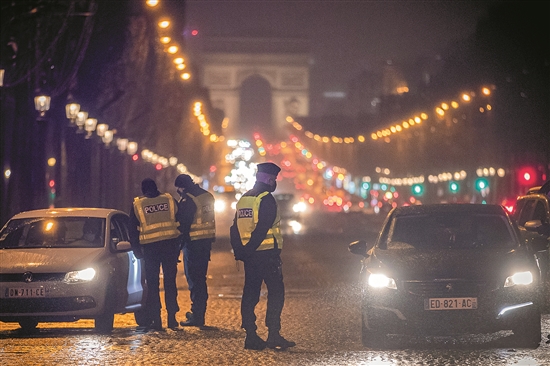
[64,267,96,283]
[368,273,397,289]
[504,271,533,287]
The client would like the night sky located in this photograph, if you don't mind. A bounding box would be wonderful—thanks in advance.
[184,0,492,108]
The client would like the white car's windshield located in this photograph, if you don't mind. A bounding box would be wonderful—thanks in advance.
[0,217,105,248]
[384,213,516,250]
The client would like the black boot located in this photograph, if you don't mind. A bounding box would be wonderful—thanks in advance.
[168,313,179,329]
[266,332,296,350]
[244,331,266,350]
[179,312,204,327]
[147,315,164,331]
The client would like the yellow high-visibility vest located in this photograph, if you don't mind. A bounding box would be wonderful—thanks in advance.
[236,191,283,251]
[187,191,216,241]
[133,193,180,244]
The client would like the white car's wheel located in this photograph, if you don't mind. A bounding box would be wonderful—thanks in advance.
[18,318,38,331]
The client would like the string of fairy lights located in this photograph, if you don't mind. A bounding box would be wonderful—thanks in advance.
[285,86,495,145]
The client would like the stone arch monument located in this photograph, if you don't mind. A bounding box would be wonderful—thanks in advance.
[198,37,310,138]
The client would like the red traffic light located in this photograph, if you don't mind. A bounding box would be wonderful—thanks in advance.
[517,166,537,186]
[48,179,55,188]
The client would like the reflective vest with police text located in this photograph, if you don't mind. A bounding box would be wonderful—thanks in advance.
[186,191,216,241]
[236,191,283,251]
[133,193,180,244]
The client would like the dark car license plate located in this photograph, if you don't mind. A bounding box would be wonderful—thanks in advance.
[425,297,477,310]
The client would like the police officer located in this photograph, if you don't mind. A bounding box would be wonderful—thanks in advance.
[174,174,216,328]
[230,162,296,350]
[130,178,182,330]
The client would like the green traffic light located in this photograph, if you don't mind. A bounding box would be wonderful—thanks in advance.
[449,181,459,193]
[475,178,489,191]
[412,184,424,196]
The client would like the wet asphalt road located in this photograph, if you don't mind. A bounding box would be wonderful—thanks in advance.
[1,212,550,365]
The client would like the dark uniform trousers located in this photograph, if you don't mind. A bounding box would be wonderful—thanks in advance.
[143,238,180,321]
[241,253,284,332]
[183,238,212,322]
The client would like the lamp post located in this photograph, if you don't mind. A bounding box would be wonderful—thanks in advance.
[34,94,51,119]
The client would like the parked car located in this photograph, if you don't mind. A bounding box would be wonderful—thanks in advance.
[514,180,550,312]
[0,208,146,332]
[349,204,544,348]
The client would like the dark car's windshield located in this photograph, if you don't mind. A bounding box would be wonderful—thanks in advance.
[382,212,516,250]
[0,217,106,249]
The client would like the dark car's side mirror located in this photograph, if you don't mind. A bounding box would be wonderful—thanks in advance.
[349,240,373,257]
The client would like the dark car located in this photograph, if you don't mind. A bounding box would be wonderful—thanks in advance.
[514,180,550,312]
[349,204,543,348]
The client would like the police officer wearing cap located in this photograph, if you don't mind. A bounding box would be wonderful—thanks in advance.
[174,174,216,328]
[130,178,182,330]
[230,162,296,350]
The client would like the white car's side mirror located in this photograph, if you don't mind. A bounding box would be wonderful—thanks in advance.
[116,240,132,251]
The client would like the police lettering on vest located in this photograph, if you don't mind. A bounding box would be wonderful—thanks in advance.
[144,203,169,214]
[238,208,254,218]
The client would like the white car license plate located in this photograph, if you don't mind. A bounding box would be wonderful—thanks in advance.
[6,288,46,298]
[425,297,477,310]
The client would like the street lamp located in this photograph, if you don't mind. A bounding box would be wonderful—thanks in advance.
[65,102,80,124]
[34,94,51,118]
[116,138,128,152]
[127,141,138,155]
[102,130,114,147]
[84,118,98,138]
[96,123,109,137]
[75,111,88,132]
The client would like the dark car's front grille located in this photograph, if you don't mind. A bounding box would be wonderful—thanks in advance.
[0,273,66,282]
[0,297,96,313]
[404,280,489,296]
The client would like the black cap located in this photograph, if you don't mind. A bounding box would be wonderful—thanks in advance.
[141,178,158,195]
[175,174,194,188]
[257,162,281,176]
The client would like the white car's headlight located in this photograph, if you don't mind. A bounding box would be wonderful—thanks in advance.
[293,202,307,213]
[64,267,96,283]
[214,200,227,213]
[368,273,397,289]
[504,271,533,287]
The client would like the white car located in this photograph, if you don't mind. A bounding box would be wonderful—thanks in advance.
[0,208,146,332]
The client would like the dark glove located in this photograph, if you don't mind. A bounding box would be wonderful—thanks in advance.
[233,246,250,261]
[133,247,144,259]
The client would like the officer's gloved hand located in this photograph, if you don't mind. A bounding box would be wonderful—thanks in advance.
[233,246,249,261]
[133,247,144,259]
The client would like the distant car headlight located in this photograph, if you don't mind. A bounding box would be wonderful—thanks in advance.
[368,273,397,289]
[504,271,533,287]
[293,202,307,213]
[64,267,96,283]
[214,200,227,213]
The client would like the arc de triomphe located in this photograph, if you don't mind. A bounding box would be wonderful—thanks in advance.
[198,37,310,138]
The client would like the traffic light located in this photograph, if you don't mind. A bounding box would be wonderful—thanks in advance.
[411,184,424,196]
[361,181,370,190]
[48,179,56,206]
[516,166,537,187]
[475,177,489,191]
[449,181,460,193]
